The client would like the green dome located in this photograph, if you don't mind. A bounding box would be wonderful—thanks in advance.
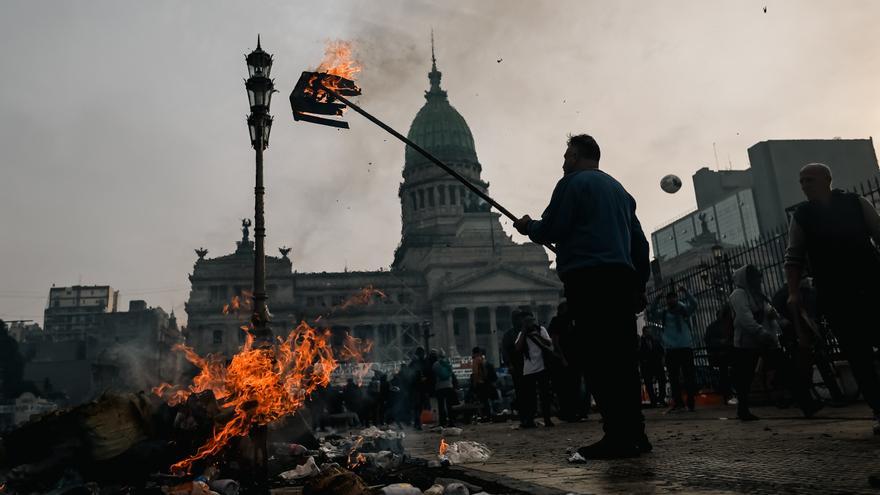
[405,61,478,169]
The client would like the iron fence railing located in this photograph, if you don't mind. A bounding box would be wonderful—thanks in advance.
[648,174,880,390]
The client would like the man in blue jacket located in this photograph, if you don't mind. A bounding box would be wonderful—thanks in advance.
[514,134,651,459]
[651,286,698,412]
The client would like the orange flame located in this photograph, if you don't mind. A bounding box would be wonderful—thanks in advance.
[153,321,369,474]
[347,436,367,469]
[308,40,362,102]
[316,40,361,80]
[340,284,387,309]
[439,438,449,457]
[221,291,253,315]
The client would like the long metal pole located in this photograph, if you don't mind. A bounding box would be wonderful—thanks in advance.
[319,84,557,254]
[252,124,270,338]
[250,118,270,495]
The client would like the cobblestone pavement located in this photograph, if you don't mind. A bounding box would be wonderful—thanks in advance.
[403,403,880,494]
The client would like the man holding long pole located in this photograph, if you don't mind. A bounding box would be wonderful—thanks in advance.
[513,134,651,459]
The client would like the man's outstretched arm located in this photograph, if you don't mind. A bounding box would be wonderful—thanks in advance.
[514,179,573,244]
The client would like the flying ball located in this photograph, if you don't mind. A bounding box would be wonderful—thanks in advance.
[660,174,682,194]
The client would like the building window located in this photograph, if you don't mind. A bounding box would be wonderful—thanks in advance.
[438,186,446,205]
[449,185,456,205]
[418,189,425,208]
[427,188,435,207]
[410,192,418,210]
[210,286,226,301]
[213,330,223,344]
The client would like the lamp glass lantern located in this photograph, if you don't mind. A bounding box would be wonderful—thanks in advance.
[246,44,273,78]
[246,76,275,110]
[248,114,273,149]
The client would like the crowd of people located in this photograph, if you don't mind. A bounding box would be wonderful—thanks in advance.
[307,142,880,462]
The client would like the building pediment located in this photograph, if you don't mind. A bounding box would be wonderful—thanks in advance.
[441,264,560,295]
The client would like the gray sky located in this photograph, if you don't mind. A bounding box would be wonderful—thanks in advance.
[2,1,880,326]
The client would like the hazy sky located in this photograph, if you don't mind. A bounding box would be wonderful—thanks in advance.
[3,1,880,325]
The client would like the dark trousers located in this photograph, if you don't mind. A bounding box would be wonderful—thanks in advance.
[555,363,591,418]
[734,348,761,414]
[708,349,734,401]
[640,359,667,405]
[563,265,645,442]
[436,388,456,426]
[520,370,553,423]
[665,348,697,409]
[823,289,880,413]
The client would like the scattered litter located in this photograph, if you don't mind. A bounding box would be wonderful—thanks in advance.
[441,441,492,464]
[378,483,422,494]
[568,452,587,464]
[279,456,320,480]
[424,484,445,495]
[208,479,239,495]
[441,426,463,436]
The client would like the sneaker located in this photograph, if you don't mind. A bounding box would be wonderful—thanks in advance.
[726,397,738,406]
[576,437,640,460]
[664,406,684,415]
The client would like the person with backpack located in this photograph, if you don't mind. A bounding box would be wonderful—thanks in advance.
[651,286,698,413]
[433,349,456,427]
[705,306,735,404]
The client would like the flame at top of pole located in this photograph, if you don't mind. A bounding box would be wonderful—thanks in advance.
[316,40,361,81]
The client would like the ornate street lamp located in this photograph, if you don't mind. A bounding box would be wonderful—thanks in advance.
[245,36,276,342]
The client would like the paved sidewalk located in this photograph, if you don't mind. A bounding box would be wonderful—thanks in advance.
[403,404,880,494]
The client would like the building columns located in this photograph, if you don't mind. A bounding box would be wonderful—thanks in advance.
[394,323,403,360]
[487,306,500,367]
[445,310,458,357]
[466,306,477,355]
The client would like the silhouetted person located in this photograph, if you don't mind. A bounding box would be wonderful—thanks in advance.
[639,326,667,407]
[550,302,592,420]
[514,311,554,428]
[514,134,650,458]
[342,378,364,425]
[705,306,735,403]
[470,346,497,419]
[501,310,527,419]
[785,162,880,432]
[406,347,429,428]
[651,286,698,413]
[433,350,456,427]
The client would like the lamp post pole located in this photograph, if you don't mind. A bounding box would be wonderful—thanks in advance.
[244,36,275,494]
[245,36,276,342]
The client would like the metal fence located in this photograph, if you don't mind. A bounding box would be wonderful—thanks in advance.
[647,175,880,389]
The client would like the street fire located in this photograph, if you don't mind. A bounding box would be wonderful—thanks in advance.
[152,321,370,474]
[439,438,449,457]
[347,436,367,469]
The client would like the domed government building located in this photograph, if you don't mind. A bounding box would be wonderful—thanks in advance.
[185,48,562,365]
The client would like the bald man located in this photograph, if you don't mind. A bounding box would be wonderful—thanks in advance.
[785,163,880,433]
